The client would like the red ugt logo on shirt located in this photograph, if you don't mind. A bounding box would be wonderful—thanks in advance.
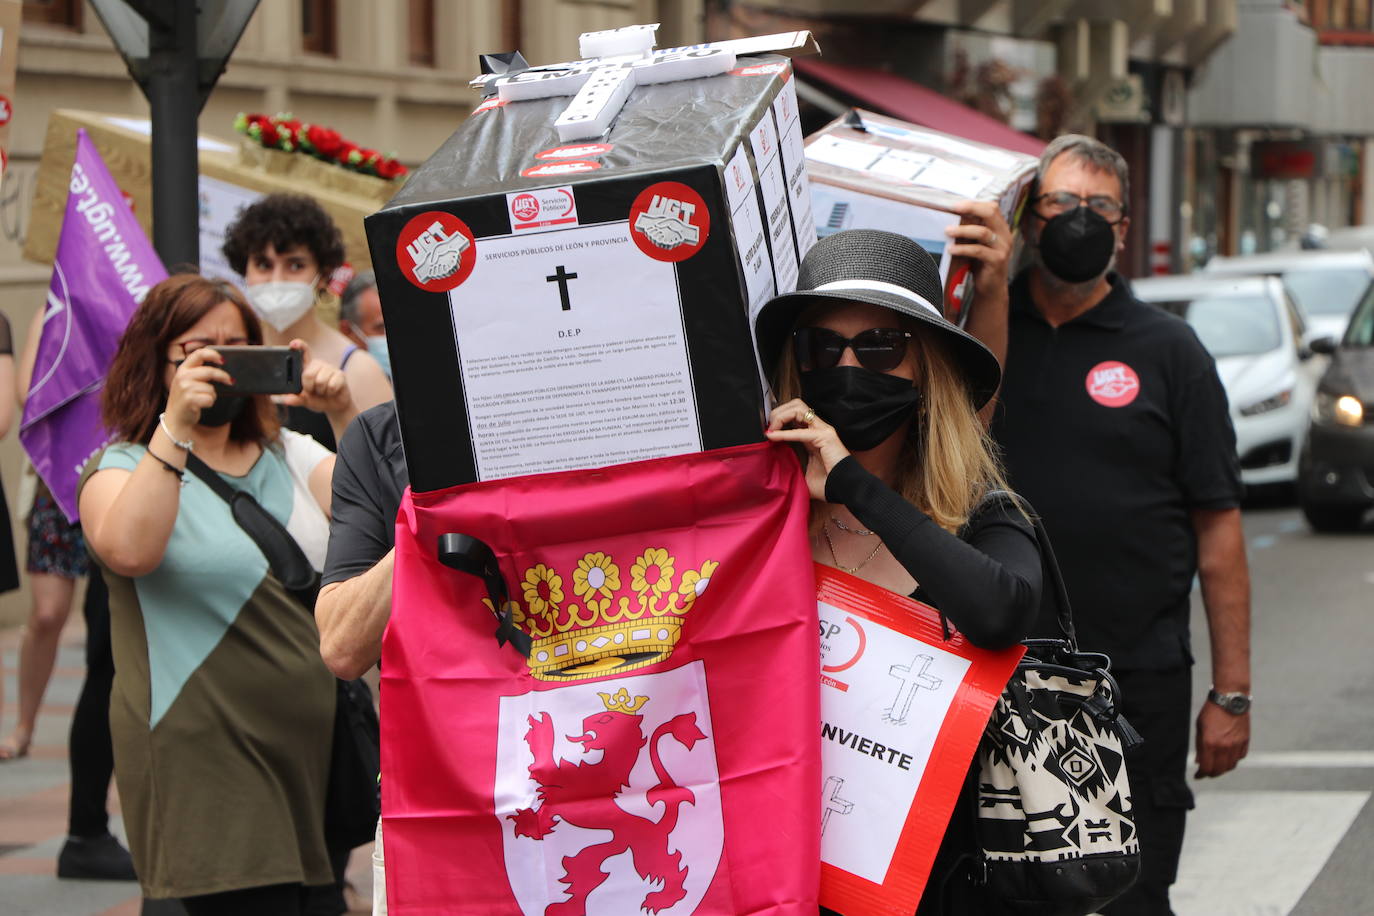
[1086,361,1140,408]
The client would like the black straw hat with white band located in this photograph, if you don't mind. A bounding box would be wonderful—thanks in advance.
[753,229,1002,409]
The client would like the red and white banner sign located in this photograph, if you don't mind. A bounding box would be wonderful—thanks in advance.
[816,566,1023,915]
[384,443,821,914]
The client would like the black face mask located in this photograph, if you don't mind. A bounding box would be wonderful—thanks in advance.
[800,366,922,452]
[1036,206,1116,284]
[197,391,247,428]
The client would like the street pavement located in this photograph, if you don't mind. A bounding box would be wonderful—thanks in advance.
[1,502,1370,914]
[1177,501,1374,916]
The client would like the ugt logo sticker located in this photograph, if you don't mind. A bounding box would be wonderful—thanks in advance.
[395,211,476,293]
[507,187,578,234]
[1086,360,1141,407]
[521,160,601,178]
[629,181,710,263]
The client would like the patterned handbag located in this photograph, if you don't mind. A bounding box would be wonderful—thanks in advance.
[974,509,1143,916]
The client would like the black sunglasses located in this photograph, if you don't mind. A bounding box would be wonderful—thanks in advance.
[793,327,913,373]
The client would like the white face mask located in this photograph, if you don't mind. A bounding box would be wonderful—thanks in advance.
[246,280,317,332]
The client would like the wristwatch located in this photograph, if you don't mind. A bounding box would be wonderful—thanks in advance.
[1207,688,1252,715]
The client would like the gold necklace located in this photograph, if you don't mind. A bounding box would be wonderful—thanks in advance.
[823,521,884,574]
[830,516,874,536]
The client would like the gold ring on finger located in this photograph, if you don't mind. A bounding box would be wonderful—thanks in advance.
[801,409,816,424]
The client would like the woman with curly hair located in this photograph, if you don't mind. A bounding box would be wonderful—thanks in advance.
[78,273,358,914]
[223,192,391,450]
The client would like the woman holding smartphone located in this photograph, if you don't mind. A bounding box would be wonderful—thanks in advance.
[754,230,1042,913]
[77,273,358,915]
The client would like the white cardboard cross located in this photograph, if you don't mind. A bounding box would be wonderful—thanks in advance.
[482,25,734,142]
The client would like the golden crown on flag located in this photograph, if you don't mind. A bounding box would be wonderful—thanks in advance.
[598,687,649,713]
[483,548,718,682]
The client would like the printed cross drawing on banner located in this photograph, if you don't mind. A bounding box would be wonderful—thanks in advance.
[884,653,943,726]
[822,775,854,836]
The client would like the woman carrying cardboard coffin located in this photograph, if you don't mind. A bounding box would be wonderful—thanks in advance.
[755,229,1043,913]
[77,274,359,915]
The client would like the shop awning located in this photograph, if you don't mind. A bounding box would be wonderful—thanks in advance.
[794,58,1045,158]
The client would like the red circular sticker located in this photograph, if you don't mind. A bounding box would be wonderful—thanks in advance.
[471,97,508,115]
[510,192,540,223]
[535,142,613,161]
[0,95,12,127]
[520,160,601,178]
[628,181,711,263]
[1085,360,1141,408]
[395,211,476,293]
[730,62,787,78]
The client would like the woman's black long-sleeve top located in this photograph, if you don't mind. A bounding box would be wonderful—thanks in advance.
[824,456,1042,648]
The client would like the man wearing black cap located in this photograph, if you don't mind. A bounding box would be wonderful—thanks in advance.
[988,134,1251,915]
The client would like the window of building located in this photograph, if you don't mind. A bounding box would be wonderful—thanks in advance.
[408,0,434,66]
[302,0,336,56]
[23,0,81,29]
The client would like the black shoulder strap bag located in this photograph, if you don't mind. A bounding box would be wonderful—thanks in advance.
[955,491,1143,916]
[186,453,381,850]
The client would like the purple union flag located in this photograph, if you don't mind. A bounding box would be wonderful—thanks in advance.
[19,128,167,522]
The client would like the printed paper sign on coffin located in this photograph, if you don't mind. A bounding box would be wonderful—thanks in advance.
[383,443,821,915]
[364,54,816,492]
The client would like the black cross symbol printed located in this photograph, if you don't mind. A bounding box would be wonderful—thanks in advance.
[545,265,579,311]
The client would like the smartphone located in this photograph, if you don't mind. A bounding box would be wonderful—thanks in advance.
[212,346,303,395]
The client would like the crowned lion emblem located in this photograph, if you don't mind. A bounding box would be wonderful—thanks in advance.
[509,688,707,915]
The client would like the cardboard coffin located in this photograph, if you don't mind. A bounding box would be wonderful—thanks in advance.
[365,54,816,493]
[805,109,1038,320]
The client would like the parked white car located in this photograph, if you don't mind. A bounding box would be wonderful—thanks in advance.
[1131,274,1322,487]
[1205,249,1374,343]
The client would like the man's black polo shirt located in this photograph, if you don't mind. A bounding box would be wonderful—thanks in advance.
[991,271,1242,670]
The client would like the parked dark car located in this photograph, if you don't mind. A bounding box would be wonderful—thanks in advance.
[1298,279,1374,531]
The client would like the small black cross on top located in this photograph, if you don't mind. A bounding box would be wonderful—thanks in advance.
[545,265,579,311]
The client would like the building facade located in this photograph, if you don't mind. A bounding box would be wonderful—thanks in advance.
[1189,0,1374,259]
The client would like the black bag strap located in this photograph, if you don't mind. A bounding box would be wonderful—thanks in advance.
[979,489,1078,650]
[184,452,320,597]
[437,533,532,657]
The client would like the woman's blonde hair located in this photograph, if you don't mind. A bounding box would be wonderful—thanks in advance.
[775,309,1011,534]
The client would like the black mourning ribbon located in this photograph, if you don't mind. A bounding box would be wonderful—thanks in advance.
[437,534,532,657]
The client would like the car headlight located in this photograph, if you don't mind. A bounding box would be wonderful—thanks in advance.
[1313,391,1365,426]
[1239,389,1292,417]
